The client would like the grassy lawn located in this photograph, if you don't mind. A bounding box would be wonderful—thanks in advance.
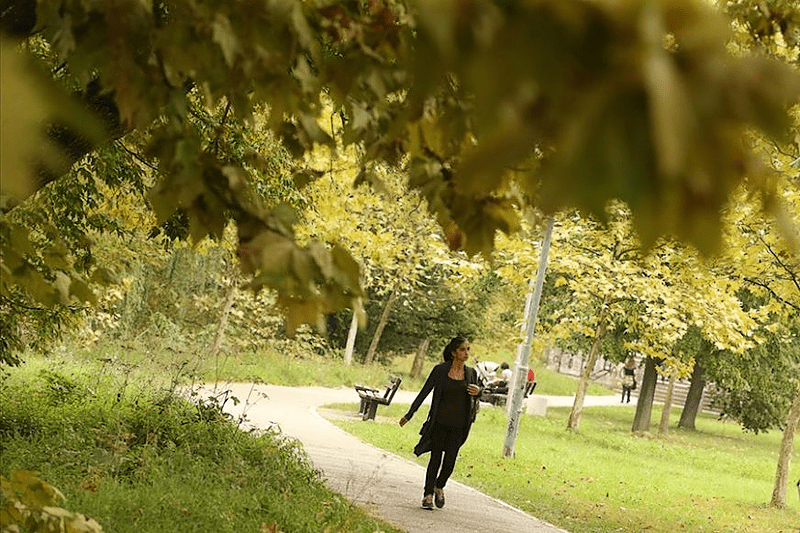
[325,400,800,533]
[184,346,617,398]
[58,340,616,399]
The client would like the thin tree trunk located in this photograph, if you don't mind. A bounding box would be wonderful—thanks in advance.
[770,386,800,508]
[678,359,706,430]
[364,286,398,365]
[631,356,659,433]
[658,373,676,435]
[209,283,236,360]
[411,339,429,379]
[344,312,358,366]
[567,296,609,432]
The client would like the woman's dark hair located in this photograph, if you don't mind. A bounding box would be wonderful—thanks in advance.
[442,335,468,362]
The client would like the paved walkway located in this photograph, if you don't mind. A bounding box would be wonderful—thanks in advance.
[200,383,623,533]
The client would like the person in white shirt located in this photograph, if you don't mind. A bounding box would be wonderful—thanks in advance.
[500,362,512,384]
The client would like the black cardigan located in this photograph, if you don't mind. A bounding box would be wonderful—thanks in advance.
[403,360,479,456]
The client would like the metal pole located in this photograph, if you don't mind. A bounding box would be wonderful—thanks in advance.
[503,216,554,458]
[508,278,535,416]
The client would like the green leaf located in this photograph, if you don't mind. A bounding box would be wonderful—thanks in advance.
[293,55,317,94]
[213,13,240,66]
[298,113,333,146]
[330,244,362,293]
[70,278,97,305]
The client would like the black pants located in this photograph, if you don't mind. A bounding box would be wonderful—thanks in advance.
[622,386,632,403]
[424,423,464,495]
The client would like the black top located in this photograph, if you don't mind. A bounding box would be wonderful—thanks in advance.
[404,360,479,456]
[436,377,467,428]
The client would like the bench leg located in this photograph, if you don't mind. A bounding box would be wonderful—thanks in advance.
[358,397,368,415]
[363,400,379,421]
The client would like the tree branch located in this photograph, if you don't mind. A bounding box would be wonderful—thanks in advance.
[757,233,800,297]
[115,140,158,172]
[743,277,800,312]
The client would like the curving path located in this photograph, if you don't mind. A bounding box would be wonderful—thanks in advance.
[199,384,622,533]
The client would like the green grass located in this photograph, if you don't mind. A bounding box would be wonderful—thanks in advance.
[0,357,403,533]
[190,347,616,398]
[57,338,616,401]
[325,401,800,533]
[528,366,616,396]
[60,339,430,391]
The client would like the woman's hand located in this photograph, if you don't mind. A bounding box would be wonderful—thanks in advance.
[467,384,480,396]
[399,416,408,427]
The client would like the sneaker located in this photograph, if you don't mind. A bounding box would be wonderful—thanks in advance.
[421,494,434,510]
[434,488,445,508]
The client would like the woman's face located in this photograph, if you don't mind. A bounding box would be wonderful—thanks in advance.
[453,341,470,362]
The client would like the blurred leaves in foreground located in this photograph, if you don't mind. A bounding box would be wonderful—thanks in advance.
[1,0,799,332]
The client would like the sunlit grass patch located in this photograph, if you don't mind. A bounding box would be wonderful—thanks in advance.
[327,401,799,533]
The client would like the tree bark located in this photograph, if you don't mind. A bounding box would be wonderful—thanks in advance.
[364,286,398,365]
[658,373,676,435]
[631,356,659,433]
[678,359,706,430]
[411,338,429,379]
[770,386,800,508]
[344,312,358,366]
[567,296,609,431]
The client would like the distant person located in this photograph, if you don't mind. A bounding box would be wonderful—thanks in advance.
[524,367,536,397]
[500,362,513,384]
[621,357,637,403]
[399,336,481,510]
[495,362,512,394]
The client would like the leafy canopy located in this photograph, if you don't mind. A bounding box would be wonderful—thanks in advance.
[2,0,799,333]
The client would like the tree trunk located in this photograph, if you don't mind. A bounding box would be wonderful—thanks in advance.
[411,339,429,379]
[209,283,236,361]
[678,359,706,430]
[567,296,609,432]
[631,356,659,434]
[658,373,676,435]
[770,386,800,508]
[364,287,398,365]
[344,312,358,366]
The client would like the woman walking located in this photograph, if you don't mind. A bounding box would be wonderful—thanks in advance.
[399,335,481,510]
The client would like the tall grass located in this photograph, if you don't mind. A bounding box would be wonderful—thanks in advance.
[61,338,426,390]
[328,401,800,533]
[0,357,403,533]
[53,337,616,402]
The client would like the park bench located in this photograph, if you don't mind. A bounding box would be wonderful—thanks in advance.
[354,375,402,421]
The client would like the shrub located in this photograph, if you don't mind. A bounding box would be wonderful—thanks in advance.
[0,364,402,532]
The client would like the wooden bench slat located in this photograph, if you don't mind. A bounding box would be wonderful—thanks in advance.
[354,375,402,420]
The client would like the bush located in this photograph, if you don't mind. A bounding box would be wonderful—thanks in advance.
[0,364,402,532]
